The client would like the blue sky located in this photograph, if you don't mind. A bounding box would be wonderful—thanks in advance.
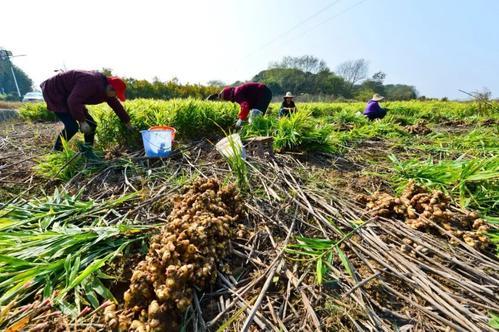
[3,0,499,98]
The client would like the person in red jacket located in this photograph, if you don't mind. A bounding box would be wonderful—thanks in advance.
[218,82,272,128]
[41,70,132,151]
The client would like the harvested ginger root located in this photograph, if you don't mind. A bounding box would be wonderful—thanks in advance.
[107,179,242,331]
[357,181,490,251]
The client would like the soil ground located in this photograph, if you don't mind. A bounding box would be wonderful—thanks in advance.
[0,118,497,332]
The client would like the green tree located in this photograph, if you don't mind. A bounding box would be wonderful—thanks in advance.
[357,79,385,97]
[355,87,376,102]
[314,69,350,97]
[101,68,113,76]
[123,77,218,100]
[0,59,33,99]
[253,68,307,95]
[371,71,386,82]
[384,84,418,100]
[269,55,328,74]
[253,67,350,98]
[207,80,226,88]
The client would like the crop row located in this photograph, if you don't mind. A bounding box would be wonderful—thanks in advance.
[18,99,498,152]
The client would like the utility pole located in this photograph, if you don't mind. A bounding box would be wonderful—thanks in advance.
[0,48,26,100]
[10,65,21,98]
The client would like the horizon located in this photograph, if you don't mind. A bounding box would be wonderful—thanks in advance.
[2,0,499,99]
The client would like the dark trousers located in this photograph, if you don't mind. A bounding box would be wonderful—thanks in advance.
[366,109,387,121]
[255,86,273,114]
[53,112,97,151]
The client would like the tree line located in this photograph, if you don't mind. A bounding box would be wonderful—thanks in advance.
[1,56,418,101]
[253,56,418,101]
[124,78,219,100]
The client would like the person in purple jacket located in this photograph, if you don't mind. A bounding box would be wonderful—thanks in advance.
[363,94,387,120]
[41,70,133,151]
[213,82,272,128]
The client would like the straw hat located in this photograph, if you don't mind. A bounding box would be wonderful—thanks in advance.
[284,92,294,98]
[372,94,384,101]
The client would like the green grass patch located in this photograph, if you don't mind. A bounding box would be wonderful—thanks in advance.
[405,127,499,157]
[286,229,359,285]
[489,312,499,329]
[296,100,498,123]
[19,102,57,122]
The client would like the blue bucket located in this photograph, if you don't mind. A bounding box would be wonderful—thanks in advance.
[140,126,176,158]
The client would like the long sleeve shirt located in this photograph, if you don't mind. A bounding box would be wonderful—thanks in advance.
[363,100,384,119]
[281,100,296,109]
[41,70,130,123]
[232,83,272,120]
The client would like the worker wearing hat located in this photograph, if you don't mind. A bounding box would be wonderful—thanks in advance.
[363,94,387,120]
[279,91,298,117]
[216,82,272,128]
[41,70,132,151]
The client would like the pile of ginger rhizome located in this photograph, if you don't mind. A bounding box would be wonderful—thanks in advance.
[357,180,491,251]
[103,178,242,331]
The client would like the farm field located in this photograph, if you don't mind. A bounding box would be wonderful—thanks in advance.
[0,99,498,331]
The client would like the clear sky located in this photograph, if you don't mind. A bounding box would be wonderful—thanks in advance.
[2,0,499,99]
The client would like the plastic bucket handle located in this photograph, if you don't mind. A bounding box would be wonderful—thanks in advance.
[149,126,176,139]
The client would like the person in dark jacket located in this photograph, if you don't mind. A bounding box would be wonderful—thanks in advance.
[363,94,387,120]
[218,82,272,128]
[279,92,297,117]
[41,70,132,151]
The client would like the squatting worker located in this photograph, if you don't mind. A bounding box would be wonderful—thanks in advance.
[41,70,133,151]
[217,82,272,128]
[279,91,297,117]
[363,94,387,121]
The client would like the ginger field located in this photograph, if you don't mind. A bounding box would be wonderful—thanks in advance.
[0,99,497,331]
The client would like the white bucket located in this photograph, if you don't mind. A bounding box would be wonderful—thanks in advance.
[216,134,246,159]
[140,127,176,158]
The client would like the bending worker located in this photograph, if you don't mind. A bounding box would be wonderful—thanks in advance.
[41,70,132,151]
[217,82,272,128]
[363,94,387,120]
[279,91,297,117]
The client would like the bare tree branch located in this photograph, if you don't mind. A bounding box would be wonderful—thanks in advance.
[336,59,369,88]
